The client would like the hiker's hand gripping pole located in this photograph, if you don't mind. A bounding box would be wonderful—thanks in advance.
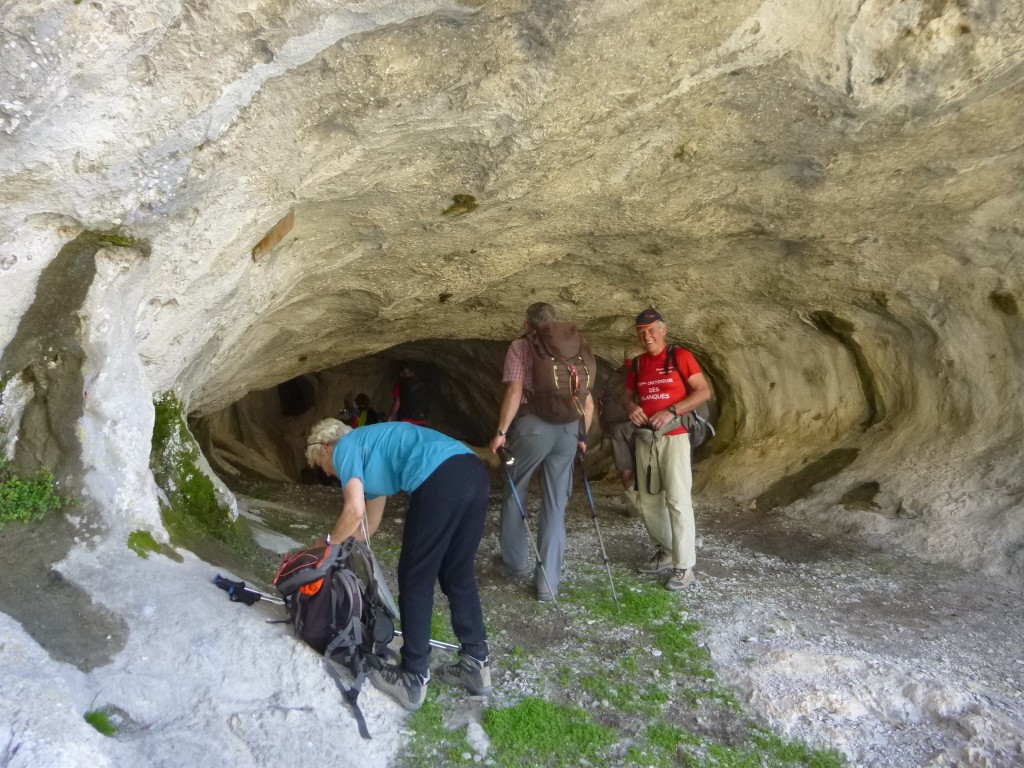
[498,446,565,620]
[577,455,620,611]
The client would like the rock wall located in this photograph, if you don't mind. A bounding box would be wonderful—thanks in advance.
[2,0,1023,581]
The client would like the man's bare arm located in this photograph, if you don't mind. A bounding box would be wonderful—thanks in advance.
[489,380,524,453]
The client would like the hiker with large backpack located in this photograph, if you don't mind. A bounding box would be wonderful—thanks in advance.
[489,302,596,602]
[305,418,491,711]
[623,308,713,591]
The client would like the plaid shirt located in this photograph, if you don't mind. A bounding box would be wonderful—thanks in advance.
[503,337,532,402]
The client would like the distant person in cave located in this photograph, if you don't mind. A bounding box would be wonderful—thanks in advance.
[337,395,358,426]
[623,307,712,591]
[352,393,384,427]
[305,418,492,711]
[388,363,429,426]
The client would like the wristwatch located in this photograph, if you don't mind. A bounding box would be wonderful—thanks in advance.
[496,429,506,437]
[668,405,678,416]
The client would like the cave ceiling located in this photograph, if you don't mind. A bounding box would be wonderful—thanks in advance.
[1,1,1022,577]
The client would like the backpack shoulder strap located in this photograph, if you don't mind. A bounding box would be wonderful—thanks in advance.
[663,343,678,375]
[323,656,372,739]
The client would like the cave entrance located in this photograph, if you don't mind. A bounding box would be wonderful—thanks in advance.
[195,339,624,485]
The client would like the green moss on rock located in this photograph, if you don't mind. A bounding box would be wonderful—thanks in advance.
[150,392,273,578]
[151,392,235,541]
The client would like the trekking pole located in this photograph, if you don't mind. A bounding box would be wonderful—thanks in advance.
[576,454,620,612]
[214,577,456,652]
[394,630,460,653]
[212,574,284,605]
[497,447,565,621]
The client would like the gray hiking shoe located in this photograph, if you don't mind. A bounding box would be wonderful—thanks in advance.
[369,664,429,711]
[639,547,672,575]
[435,654,492,696]
[665,568,695,591]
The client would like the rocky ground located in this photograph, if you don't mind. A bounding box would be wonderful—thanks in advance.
[235,468,1024,768]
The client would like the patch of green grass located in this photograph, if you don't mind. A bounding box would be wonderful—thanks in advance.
[404,694,473,766]
[751,726,846,767]
[247,486,271,500]
[652,618,714,677]
[127,529,183,562]
[370,500,846,768]
[567,574,715,680]
[624,722,703,767]
[0,430,70,529]
[483,696,617,767]
[657,725,845,768]
[580,672,668,717]
[430,608,458,646]
[84,709,117,736]
[502,644,533,676]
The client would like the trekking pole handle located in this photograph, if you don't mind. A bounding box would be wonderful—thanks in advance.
[496,445,515,466]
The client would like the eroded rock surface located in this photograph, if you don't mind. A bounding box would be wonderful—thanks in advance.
[1,2,1023,764]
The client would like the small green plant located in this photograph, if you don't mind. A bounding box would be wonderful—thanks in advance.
[127,529,160,558]
[127,529,183,562]
[84,709,117,736]
[0,432,69,529]
[96,232,138,248]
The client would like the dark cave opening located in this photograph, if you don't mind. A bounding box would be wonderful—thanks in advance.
[196,338,726,487]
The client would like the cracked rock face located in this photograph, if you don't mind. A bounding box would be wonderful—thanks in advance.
[1,0,1022,582]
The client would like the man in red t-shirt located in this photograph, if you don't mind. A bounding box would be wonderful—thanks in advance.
[623,308,712,590]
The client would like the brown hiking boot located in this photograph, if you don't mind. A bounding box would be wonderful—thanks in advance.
[665,568,695,591]
[639,547,672,575]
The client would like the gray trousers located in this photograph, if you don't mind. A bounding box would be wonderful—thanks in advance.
[499,413,578,595]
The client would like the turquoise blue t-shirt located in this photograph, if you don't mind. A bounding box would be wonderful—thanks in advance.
[331,422,473,497]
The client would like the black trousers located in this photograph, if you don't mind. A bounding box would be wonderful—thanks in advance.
[397,453,489,677]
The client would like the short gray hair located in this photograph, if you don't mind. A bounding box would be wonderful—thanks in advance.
[525,302,557,327]
[305,418,352,467]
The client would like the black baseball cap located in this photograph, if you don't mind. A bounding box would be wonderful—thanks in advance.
[634,308,663,326]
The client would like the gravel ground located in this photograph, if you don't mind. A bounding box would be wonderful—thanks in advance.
[239,472,1024,768]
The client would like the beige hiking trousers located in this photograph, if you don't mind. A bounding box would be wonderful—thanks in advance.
[634,429,696,569]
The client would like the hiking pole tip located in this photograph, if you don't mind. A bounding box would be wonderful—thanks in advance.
[577,455,620,612]
[501,456,565,623]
